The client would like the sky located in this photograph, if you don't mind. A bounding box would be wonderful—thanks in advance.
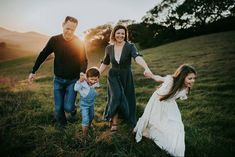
[0,0,160,37]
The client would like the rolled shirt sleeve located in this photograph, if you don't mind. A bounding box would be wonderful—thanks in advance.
[130,43,142,59]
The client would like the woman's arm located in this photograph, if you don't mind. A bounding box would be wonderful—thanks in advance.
[135,56,153,78]
[99,63,108,74]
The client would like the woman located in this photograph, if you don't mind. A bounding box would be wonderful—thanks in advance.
[134,64,197,157]
[99,24,152,131]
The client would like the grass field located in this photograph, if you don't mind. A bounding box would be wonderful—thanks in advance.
[0,31,235,157]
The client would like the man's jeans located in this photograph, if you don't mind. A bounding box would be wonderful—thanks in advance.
[54,76,77,126]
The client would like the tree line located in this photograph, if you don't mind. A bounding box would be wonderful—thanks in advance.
[84,0,235,51]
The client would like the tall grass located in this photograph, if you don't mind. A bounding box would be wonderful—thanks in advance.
[0,31,235,156]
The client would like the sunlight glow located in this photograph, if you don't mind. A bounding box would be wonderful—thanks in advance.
[0,0,160,36]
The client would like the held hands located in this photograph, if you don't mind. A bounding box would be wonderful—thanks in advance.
[144,68,153,78]
[79,72,86,82]
[28,73,36,84]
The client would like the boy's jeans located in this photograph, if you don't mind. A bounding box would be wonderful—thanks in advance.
[54,76,77,126]
[80,104,94,126]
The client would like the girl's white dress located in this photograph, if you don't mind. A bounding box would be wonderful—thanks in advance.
[134,75,188,157]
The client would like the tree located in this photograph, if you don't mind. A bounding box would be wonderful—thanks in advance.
[176,0,235,27]
[117,19,136,26]
[128,22,169,48]
[142,0,182,28]
[84,24,112,51]
[143,0,235,29]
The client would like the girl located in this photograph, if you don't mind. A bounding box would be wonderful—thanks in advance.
[134,64,196,157]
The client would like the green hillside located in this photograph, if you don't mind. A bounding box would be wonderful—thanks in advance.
[0,31,235,157]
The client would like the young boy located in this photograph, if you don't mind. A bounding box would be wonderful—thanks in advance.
[74,67,100,141]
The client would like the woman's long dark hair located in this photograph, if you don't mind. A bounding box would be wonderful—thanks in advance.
[160,64,196,101]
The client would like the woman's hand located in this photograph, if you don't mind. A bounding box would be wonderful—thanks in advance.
[99,63,108,75]
[135,56,153,78]
[144,68,153,78]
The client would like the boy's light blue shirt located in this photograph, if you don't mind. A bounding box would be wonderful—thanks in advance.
[74,81,99,98]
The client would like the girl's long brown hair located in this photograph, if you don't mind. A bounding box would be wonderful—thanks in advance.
[160,64,196,101]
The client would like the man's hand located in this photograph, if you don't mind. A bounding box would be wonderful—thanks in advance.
[79,72,86,82]
[28,73,36,84]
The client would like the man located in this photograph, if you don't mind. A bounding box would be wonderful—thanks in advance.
[28,16,88,128]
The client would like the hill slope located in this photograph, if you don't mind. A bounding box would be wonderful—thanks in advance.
[0,27,49,60]
[0,31,235,157]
